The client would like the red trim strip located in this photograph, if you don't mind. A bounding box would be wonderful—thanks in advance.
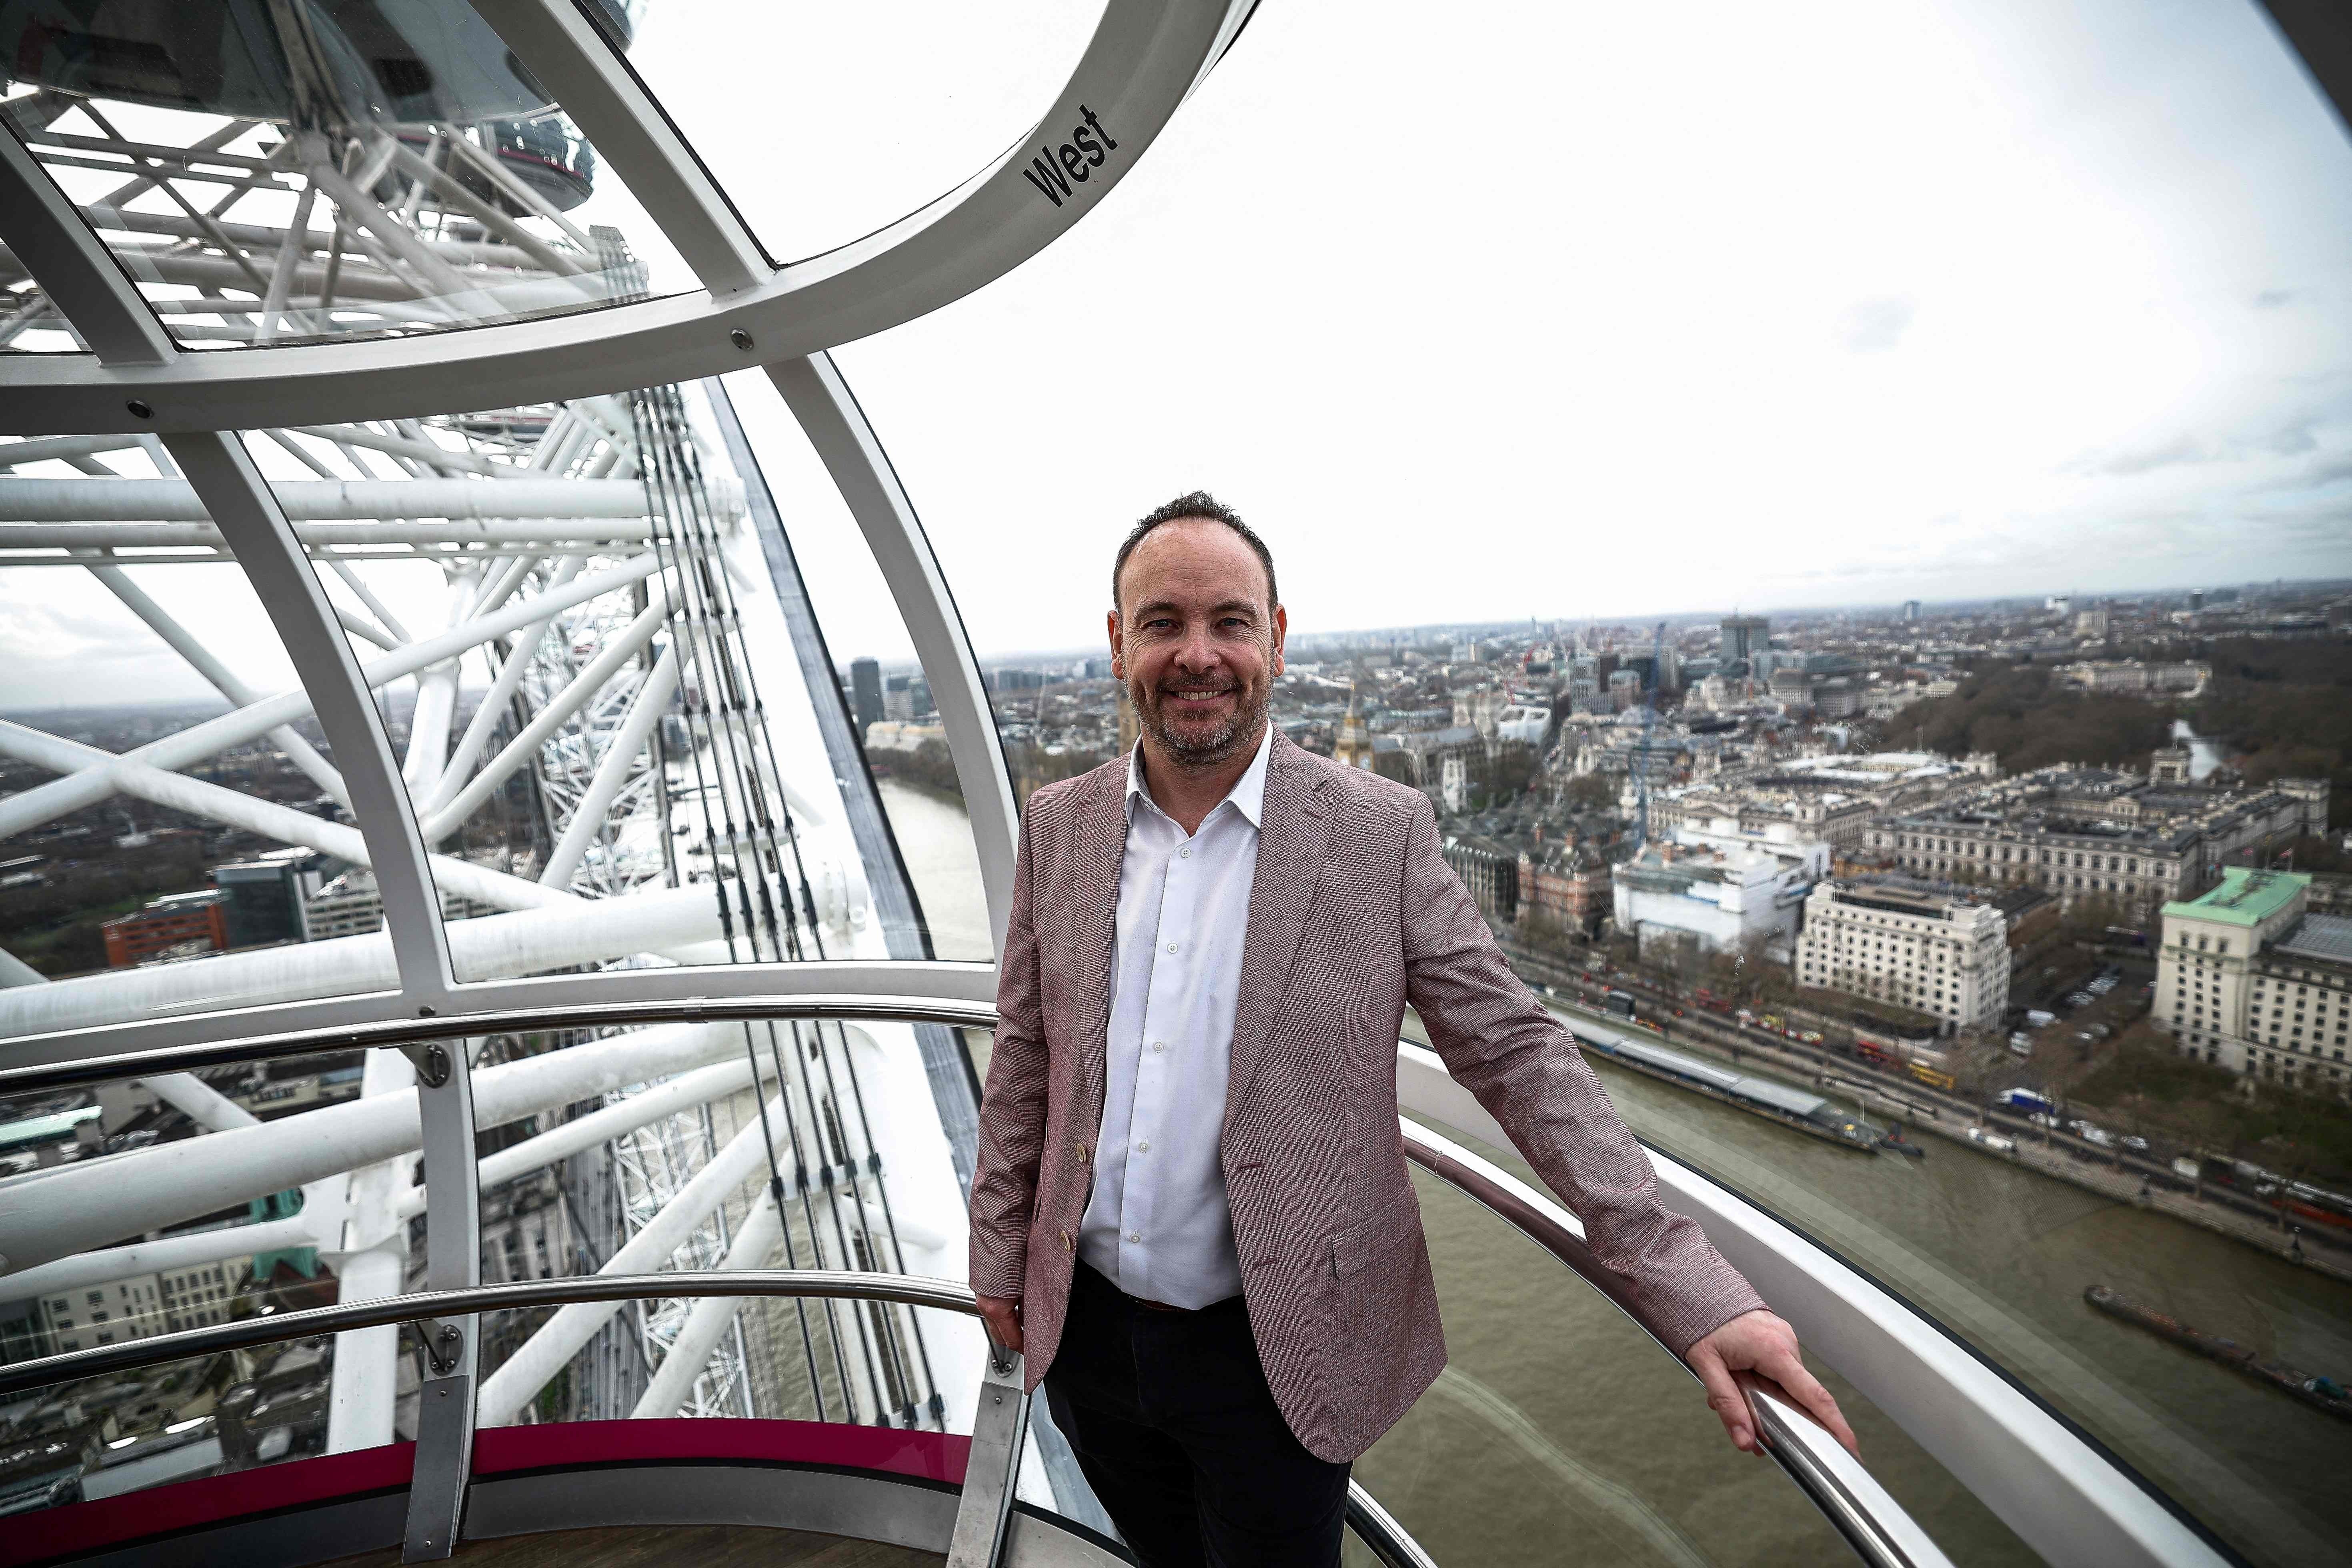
[474,1419,969,1484]
[2,1443,414,1568]
[2,1422,969,1567]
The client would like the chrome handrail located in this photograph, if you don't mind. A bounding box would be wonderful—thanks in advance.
[0,1268,1044,1568]
[0,993,1003,1095]
[0,1268,981,1399]
[1345,1480,1441,1568]
[1399,1120,1954,1568]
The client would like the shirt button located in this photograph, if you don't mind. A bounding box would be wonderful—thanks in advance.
[1179,848,1191,859]
[1152,1041,1165,1053]
[1137,1140,1149,1152]
[1167,943,1179,953]
[1127,1233,1141,1244]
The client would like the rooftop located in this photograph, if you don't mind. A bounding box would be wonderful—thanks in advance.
[2272,913,2352,966]
[2164,867,2310,927]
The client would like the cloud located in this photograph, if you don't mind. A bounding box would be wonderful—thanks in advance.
[2253,289,2294,309]
[1840,296,1916,353]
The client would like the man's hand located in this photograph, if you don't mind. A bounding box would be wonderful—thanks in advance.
[976,1292,1024,1356]
[1686,1309,1857,1458]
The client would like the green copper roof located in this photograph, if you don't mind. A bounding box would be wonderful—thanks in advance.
[2162,867,2310,927]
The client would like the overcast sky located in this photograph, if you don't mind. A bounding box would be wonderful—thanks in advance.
[2,0,2346,706]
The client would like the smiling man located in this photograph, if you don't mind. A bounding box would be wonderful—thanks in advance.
[968,492,1853,1567]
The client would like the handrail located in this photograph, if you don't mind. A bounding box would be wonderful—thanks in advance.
[1345,1480,1441,1568]
[1399,1120,1954,1568]
[0,1268,1041,1568]
[0,993,1003,1096]
[0,1268,980,1400]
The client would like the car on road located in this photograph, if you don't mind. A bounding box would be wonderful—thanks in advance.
[2122,1135,2150,1153]
[2081,1127,2115,1148]
[2066,991,2094,1007]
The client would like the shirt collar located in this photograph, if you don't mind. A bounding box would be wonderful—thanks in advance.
[1127,725,1275,830]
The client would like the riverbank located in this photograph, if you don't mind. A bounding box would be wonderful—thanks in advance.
[1545,994,2352,1286]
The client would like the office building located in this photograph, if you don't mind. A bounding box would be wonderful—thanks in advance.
[2156,869,2350,1090]
[1794,879,2011,1035]
[849,657,885,733]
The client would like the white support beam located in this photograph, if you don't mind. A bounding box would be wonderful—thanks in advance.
[421,599,670,836]
[540,645,680,887]
[770,355,1019,951]
[436,559,580,789]
[0,120,173,364]
[0,0,1240,434]
[475,1090,788,1427]
[394,1050,772,1222]
[136,1071,261,1132]
[86,561,348,805]
[467,0,768,296]
[162,433,452,1003]
[631,1187,784,1418]
[326,1049,418,1453]
[0,553,660,840]
[0,719,568,914]
[0,1019,751,1276]
[0,1213,320,1301]
[0,476,734,521]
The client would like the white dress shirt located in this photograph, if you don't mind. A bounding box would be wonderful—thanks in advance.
[1077,725,1273,1308]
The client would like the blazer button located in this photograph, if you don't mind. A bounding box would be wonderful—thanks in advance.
[1077,1143,1090,1163]
[1060,1230,1072,1252]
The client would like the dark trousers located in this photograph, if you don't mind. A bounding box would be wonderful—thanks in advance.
[1044,1262,1351,1568]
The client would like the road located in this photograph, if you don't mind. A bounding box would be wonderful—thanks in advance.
[1497,937,2352,1281]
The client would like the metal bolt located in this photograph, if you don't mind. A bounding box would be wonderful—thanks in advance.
[993,1393,1003,1406]
[126,399,153,419]
[418,1005,436,1017]
[437,1386,449,1398]
[729,328,754,352]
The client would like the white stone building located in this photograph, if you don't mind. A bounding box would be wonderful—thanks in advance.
[1794,880,2011,1035]
[2156,869,2352,1091]
[1611,829,1826,957]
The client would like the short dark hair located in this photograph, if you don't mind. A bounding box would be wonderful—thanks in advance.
[1111,491,1279,617]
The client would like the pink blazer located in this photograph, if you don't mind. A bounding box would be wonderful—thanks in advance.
[969,731,1765,1462]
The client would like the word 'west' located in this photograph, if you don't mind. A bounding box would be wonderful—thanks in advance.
[1021,106,1119,208]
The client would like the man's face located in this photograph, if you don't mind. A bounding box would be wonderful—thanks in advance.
[1109,519,1286,768]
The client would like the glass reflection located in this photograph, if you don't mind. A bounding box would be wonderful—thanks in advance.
[0,0,690,352]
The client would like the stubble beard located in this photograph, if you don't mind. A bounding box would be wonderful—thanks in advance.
[1135,673,1270,769]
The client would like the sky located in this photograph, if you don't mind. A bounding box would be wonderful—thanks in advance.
[2,0,2348,705]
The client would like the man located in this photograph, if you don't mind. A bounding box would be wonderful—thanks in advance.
[969,493,1854,1566]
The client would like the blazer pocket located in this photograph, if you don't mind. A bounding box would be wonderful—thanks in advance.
[1331,1179,1421,1280]
[1294,910,1381,962]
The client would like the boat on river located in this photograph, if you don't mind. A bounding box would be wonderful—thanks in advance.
[1571,1028,1882,1151]
[2084,1285,2352,1423]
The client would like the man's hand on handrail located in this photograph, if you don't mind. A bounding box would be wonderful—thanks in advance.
[1687,1309,1858,1458]
[976,1292,1025,1356]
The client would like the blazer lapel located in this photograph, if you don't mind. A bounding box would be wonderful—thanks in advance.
[1066,755,1131,1106]
[1224,733,1335,1132]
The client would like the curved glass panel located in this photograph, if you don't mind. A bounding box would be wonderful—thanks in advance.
[0,437,407,1036]
[1481,996,2352,1567]
[468,1017,980,1434]
[0,0,692,352]
[0,1047,428,1514]
[625,1,1109,265]
[1350,1159,2031,1566]
[828,0,2350,1558]
[231,374,992,983]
